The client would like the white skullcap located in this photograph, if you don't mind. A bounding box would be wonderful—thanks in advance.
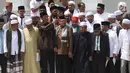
[118,2,127,7]
[122,19,130,24]
[86,12,93,17]
[10,14,17,19]
[25,18,32,25]
[68,1,75,5]
[78,12,85,17]
[31,13,40,17]
[108,13,116,19]
[114,10,123,16]
[79,22,87,27]
[64,10,71,15]
[11,20,19,24]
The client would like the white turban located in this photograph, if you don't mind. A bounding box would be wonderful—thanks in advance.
[108,13,116,19]
[25,18,32,25]
[122,19,130,24]
[118,2,127,12]
[10,14,17,19]
[64,10,71,16]
[79,22,87,27]
[114,10,123,16]
[11,20,19,24]
[78,12,85,17]
[86,12,93,17]
[31,13,40,17]
[68,1,75,5]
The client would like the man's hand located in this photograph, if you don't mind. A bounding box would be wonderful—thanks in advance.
[89,56,92,61]
[54,47,58,52]
[68,52,72,58]
[106,57,110,61]
[113,53,116,58]
[20,52,25,57]
[4,52,8,57]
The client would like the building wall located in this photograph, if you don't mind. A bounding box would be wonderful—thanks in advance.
[0,0,6,13]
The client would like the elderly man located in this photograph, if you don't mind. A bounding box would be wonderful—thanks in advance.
[66,1,78,16]
[90,24,110,73]
[64,10,72,27]
[73,22,92,73]
[4,19,25,73]
[0,2,14,24]
[108,13,122,36]
[118,19,130,73]
[23,18,41,73]
[78,12,86,22]
[56,16,73,73]
[114,10,124,25]
[86,12,98,33]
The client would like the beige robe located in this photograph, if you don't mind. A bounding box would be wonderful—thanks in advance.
[23,26,41,73]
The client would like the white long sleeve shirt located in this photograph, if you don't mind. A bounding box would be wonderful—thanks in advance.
[119,29,130,61]
[94,12,110,22]
[106,29,118,57]
[4,29,25,55]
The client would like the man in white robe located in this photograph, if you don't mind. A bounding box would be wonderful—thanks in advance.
[94,3,110,22]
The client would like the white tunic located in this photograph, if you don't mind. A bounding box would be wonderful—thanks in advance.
[17,16,27,29]
[65,9,79,16]
[4,29,25,55]
[119,29,130,61]
[106,29,118,57]
[30,0,43,16]
[94,12,110,22]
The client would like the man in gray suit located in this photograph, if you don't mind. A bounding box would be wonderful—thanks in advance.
[0,2,14,24]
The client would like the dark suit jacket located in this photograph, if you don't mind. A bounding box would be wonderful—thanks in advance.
[90,31,110,59]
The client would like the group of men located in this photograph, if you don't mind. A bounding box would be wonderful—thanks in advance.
[0,0,130,73]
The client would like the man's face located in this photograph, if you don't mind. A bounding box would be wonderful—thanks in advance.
[59,19,66,27]
[80,26,87,32]
[41,15,48,23]
[94,30,100,35]
[79,5,85,12]
[79,15,85,22]
[18,9,25,16]
[108,18,116,23]
[68,4,75,11]
[32,17,39,24]
[72,20,78,27]
[97,8,104,14]
[116,15,123,21]
[51,9,58,16]
[123,24,130,29]
[65,14,72,22]
[11,24,18,30]
[102,25,108,31]
[6,6,12,12]
[87,15,94,23]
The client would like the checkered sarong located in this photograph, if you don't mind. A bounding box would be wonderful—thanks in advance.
[7,55,23,73]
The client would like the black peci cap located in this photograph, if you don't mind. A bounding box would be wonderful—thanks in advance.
[18,6,25,10]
